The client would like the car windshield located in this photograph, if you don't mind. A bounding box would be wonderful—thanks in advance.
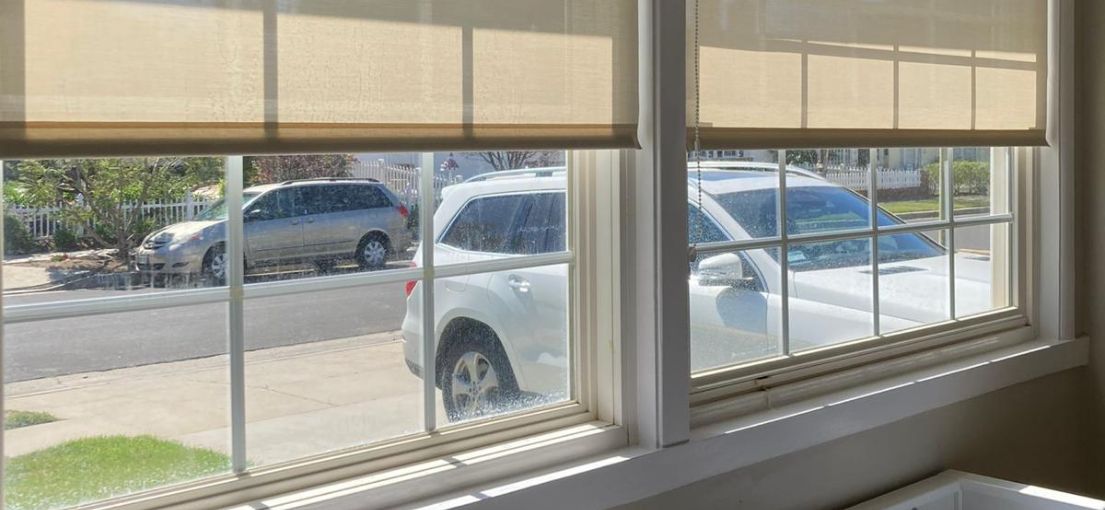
[713,186,944,271]
[194,192,261,221]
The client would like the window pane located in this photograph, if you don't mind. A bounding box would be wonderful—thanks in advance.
[4,305,230,510]
[244,285,420,467]
[955,224,1011,317]
[878,230,951,335]
[788,237,875,351]
[690,248,781,371]
[875,148,946,223]
[952,147,1006,217]
[2,157,228,294]
[242,155,417,281]
[688,152,780,240]
[425,266,570,425]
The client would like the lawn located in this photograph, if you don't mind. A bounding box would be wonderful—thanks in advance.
[881,196,991,215]
[4,410,57,430]
[5,436,229,510]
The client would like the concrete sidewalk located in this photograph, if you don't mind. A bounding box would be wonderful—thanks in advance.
[5,332,442,466]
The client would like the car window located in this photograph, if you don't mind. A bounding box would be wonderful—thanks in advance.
[688,206,729,244]
[513,192,565,255]
[714,186,943,271]
[247,189,297,221]
[298,185,332,215]
[440,195,528,253]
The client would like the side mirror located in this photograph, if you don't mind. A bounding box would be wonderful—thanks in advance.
[696,252,748,288]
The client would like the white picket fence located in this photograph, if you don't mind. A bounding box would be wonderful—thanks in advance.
[8,195,216,239]
[822,168,923,191]
[350,160,456,205]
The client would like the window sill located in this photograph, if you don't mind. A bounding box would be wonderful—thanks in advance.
[225,335,1086,510]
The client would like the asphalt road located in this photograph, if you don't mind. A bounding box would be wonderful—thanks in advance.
[3,282,409,383]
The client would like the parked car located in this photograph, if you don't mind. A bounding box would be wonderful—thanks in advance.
[402,164,996,421]
[136,178,412,283]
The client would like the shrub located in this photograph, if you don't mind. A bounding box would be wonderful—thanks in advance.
[4,215,35,255]
[922,161,990,196]
[53,226,81,252]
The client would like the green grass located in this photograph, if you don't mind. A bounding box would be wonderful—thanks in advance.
[4,411,57,430]
[881,196,991,215]
[5,436,230,510]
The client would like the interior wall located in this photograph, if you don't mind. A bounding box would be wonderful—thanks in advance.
[614,368,1091,510]
[1075,0,1105,495]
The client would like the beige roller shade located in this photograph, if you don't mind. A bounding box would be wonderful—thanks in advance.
[689,0,1048,149]
[0,0,638,158]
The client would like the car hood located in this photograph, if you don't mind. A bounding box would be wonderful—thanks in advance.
[147,220,223,242]
[790,253,998,324]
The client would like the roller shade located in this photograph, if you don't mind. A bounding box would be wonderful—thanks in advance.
[0,0,638,158]
[689,0,1048,149]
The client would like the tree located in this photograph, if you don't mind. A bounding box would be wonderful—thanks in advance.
[248,154,357,185]
[469,151,563,171]
[16,157,223,263]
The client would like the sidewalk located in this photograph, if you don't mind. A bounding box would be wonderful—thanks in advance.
[5,332,440,466]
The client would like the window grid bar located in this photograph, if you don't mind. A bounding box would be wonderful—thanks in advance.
[1008,147,1017,306]
[691,214,1012,259]
[943,148,958,319]
[420,153,438,433]
[1,158,6,510]
[225,155,248,473]
[777,152,791,356]
[868,149,881,336]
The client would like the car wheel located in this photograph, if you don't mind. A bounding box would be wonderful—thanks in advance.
[202,244,228,285]
[356,233,390,270]
[440,330,519,422]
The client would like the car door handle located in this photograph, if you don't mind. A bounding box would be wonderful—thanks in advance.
[507,275,531,293]
[305,218,315,224]
[290,219,300,225]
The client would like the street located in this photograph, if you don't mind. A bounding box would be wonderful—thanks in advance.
[3,283,409,383]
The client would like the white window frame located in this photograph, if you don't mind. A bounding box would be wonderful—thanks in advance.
[0,151,625,510]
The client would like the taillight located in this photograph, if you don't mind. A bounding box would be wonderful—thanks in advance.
[397,204,410,219]
[405,261,418,297]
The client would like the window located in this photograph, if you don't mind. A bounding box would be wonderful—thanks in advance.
[2,152,581,509]
[688,147,1017,376]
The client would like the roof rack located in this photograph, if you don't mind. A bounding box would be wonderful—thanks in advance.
[280,177,380,185]
[688,161,823,180]
[462,167,567,183]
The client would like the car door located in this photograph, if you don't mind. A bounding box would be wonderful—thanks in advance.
[485,192,569,395]
[323,184,395,257]
[297,185,338,260]
[244,188,304,264]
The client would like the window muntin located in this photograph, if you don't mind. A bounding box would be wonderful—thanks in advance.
[689,147,1017,376]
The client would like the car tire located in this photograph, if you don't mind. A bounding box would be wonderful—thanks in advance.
[355,232,390,270]
[202,243,228,285]
[439,328,520,423]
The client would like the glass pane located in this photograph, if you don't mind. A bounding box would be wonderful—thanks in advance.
[875,147,945,223]
[244,284,421,467]
[788,237,875,351]
[4,305,229,510]
[427,265,570,425]
[688,150,781,240]
[239,154,418,283]
[878,230,950,335]
[2,157,227,295]
[432,151,568,266]
[690,247,781,372]
[797,148,871,232]
[955,224,1011,318]
[952,147,1003,217]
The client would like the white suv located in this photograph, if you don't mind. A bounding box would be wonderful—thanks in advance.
[403,163,996,421]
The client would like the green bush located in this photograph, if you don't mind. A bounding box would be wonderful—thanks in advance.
[922,161,990,196]
[53,226,81,252]
[4,215,35,255]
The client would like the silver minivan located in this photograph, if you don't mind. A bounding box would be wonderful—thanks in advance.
[137,179,412,283]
